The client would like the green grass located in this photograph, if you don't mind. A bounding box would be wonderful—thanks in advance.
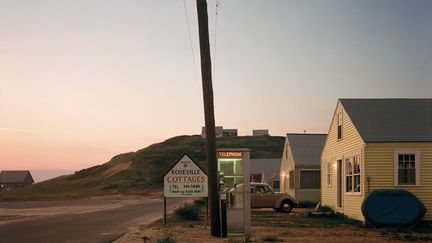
[0,135,284,201]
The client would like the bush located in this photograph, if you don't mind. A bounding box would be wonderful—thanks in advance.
[174,203,201,220]
[297,200,317,208]
[193,198,206,207]
[261,234,280,242]
[157,236,176,243]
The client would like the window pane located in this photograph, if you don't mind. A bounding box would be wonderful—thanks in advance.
[234,176,243,187]
[398,154,403,162]
[354,159,360,174]
[346,160,352,175]
[398,169,404,184]
[407,169,416,184]
[410,154,415,161]
[234,159,243,174]
[346,176,352,192]
[409,162,415,168]
[225,177,234,190]
[219,160,233,175]
[354,175,361,192]
[273,181,280,191]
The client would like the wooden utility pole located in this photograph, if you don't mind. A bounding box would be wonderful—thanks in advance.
[196,0,221,237]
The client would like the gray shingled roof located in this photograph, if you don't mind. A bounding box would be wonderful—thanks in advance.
[250,159,281,175]
[340,99,432,142]
[287,134,327,166]
[0,170,33,183]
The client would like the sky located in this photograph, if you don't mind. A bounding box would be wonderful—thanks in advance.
[1,0,431,171]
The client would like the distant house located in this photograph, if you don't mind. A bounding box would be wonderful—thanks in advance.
[280,133,327,203]
[202,126,224,138]
[223,129,238,137]
[250,159,281,192]
[201,126,238,138]
[321,99,432,221]
[0,170,34,191]
[252,129,269,136]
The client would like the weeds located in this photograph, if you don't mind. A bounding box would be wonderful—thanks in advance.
[261,234,280,242]
[174,203,201,221]
[156,236,176,243]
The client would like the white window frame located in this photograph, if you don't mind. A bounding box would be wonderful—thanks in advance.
[344,153,361,195]
[327,162,332,188]
[394,150,421,186]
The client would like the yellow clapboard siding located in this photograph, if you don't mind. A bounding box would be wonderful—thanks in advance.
[321,101,365,221]
[365,142,432,220]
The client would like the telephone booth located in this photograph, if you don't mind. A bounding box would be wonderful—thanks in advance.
[217,148,251,235]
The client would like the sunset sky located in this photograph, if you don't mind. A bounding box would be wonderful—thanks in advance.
[1,0,431,171]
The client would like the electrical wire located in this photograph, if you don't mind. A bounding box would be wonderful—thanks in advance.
[183,0,200,87]
[213,0,220,81]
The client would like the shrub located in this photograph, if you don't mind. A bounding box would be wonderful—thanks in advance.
[261,234,280,242]
[174,203,201,220]
[319,204,335,213]
[157,236,176,243]
[193,198,206,207]
[297,200,317,208]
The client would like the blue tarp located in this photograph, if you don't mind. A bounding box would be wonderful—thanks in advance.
[361,189,426,227]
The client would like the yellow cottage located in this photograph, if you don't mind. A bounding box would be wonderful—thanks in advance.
[321,98,432,221]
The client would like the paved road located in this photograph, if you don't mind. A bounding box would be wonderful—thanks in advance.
[0,197,186,243]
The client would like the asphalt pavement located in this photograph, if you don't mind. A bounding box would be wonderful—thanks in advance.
[0,197,186,243]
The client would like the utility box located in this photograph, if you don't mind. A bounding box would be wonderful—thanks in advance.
[217,148,251,235]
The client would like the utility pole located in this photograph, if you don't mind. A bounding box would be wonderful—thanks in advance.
[196,0,221,237]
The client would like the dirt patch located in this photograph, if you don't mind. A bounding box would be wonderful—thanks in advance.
[101,161,132,176]
[116,208,432,242]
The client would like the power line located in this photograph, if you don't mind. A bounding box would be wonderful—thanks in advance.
[213,0,220,81]
[183,0,200,87]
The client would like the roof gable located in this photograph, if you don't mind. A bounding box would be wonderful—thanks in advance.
[0,170,33,183]
[340,99,432,142]
[287,134,327,166]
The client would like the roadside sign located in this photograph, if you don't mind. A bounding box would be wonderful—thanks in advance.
[163,154,208,198]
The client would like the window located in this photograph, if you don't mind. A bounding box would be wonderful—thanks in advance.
[250,173,263,182]
[256,185,270,193]
[345,155,361,194]
[289,170,295,189]
[273,181,280,191]
[395,150,420,186]
[337,113,343,140]
[327,162,332,188]
[300,170,320,189]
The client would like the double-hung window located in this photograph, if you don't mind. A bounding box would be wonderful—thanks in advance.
[395,150,420,186]
[345,154,361,194]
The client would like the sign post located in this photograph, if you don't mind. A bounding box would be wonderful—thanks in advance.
[163,154,208,224]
